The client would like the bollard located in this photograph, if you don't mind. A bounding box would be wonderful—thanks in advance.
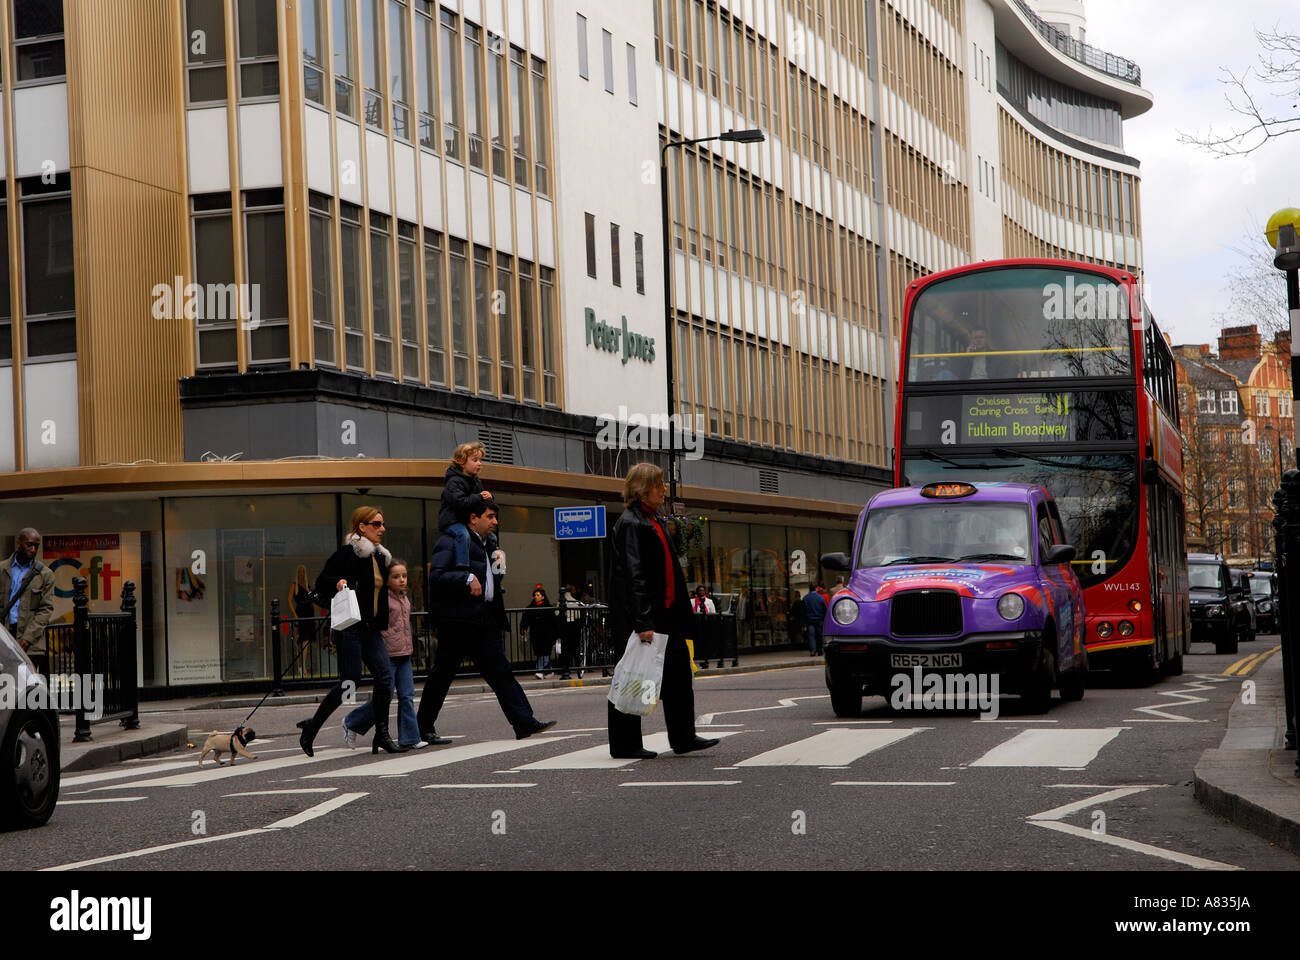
[1273,469,1300,773]
[270,598,284,697]
[119,581,140,730]
[71,577,91,743]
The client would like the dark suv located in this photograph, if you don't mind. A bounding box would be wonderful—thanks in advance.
[1187,554,1253,654]
[1247,571,1279,633]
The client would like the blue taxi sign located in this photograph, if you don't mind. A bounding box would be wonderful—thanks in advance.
[554,505,606,540]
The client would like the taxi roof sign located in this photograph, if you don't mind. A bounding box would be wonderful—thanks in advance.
[920,482,977,499]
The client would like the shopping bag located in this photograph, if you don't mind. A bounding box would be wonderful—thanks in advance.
[330,588,361,631]
[607,631,669,716]
[553,640,563,656]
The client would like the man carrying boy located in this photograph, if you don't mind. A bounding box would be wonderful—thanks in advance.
[440,442,500,570]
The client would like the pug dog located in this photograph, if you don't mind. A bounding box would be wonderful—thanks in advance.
[198,726,257,767]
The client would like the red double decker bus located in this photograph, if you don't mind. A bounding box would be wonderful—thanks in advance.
[895,259,1188,679]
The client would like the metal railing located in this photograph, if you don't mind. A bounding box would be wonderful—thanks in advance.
[1010,0,1141,86]
[43,577,140,741]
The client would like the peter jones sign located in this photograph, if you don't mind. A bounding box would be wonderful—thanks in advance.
[585,307,656,365]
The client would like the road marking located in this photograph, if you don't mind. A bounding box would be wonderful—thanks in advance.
[736,728,926,767]
[832,781,956,787]
[511,731,741,770]
[970,728,1126,768]
[42,829,270,871]
[83,748,351,790]
[1131,677,1218,721]
[551,727,608,733]
[974,719,1057,723]
[698,695,828,725]
[223,788,339,797]
[63,759,203,788]
[1225,645,1281,676]
[1028,786,1152,822]
[302,735,584,777]
[812,720,895,725]
[619,780,741,787]
[265,792,367,829]
[58,797,148,804]
[422,783,536,789]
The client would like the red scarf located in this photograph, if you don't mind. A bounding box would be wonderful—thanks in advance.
[644,504,675,609]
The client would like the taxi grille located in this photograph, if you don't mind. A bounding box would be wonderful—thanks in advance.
[890,589,962,638]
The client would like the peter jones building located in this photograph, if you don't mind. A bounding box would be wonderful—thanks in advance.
[0,0,1151,689]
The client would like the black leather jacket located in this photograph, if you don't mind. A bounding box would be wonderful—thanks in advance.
[315,537,392,631]
[607,502,689,645]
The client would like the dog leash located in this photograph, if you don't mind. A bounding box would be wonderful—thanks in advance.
[238,630,318,729]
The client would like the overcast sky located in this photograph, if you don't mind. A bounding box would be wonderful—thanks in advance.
[1083,0,1296,348]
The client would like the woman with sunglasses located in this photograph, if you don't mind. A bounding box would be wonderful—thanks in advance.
[298,506,401,755]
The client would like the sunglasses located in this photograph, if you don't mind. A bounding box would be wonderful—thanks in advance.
[363,520,386,528]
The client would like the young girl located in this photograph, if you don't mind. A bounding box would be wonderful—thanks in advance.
[342,560,425,750]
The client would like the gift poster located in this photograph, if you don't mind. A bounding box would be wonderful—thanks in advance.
[167,530,221,684]
[44,534,144,676]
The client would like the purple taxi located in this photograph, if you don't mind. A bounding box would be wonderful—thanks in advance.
[820,482,1087,715]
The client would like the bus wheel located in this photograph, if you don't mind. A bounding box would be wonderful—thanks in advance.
[829,684,862,718]
[1162,653,1184,676]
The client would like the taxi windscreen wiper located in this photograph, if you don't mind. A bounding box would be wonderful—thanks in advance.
[884,555,956,565]
[955,552,1027,562]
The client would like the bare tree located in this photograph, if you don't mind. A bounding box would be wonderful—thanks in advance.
[1178,26,1300,156]
[1213,229,1290,337]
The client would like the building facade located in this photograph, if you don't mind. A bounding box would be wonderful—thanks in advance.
[0,0,1151,687]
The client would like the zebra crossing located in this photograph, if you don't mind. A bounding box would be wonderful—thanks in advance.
[67,724,1135,795]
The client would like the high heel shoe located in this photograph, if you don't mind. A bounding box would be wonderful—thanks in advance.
[298,718,318,757]
[372,721,406,754]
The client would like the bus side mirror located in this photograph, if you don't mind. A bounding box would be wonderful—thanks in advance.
[1141,458,1159,484]
[1043,544,1077,566]
[821,552,852,572]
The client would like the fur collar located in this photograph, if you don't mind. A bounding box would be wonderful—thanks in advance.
[346,534,391,565]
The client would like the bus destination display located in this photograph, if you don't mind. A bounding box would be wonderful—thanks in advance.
[904,391,1135,447]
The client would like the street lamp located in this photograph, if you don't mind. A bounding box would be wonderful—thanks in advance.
[1264,423,1285,489]
[660,128,765,512]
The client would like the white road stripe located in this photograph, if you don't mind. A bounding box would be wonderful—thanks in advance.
[832,781,956,787]
[42,829,268,871]
[812,720,895,725]
[511,732,741,770]
[1030,820,1241,871]
[63,759,207,787]
[83,748,351,790]
[736,728,926,767]
[1028,787,1154,822]
[223,788,339,797]
[619,781,741,787]
[422,783,537,789]
[59,797,148,804]
[302,735,584,777]
[970,728,1126,768]
[265,792,367,829]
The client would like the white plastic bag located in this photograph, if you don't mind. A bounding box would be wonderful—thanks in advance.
[607,631,669,716]
[330,588,361,631]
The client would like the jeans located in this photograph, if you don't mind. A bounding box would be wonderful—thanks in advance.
[345,655,420,746]
[535,654,550,672]
[307,624,392,735]
[807,623,823,655]
[445,523,471,567]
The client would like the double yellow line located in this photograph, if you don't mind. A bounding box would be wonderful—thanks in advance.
[1224,645,1281,676]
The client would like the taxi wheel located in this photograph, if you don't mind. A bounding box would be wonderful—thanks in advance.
[829,684,862,718]
[1022,648,1055,714]
[1057,668,1085,702]
[0,711,60,830]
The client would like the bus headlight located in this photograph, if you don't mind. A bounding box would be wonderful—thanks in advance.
[832,597,860,625]
[1118,620,1134,637]
[1097,622,1114,638]
[997,593,1025,621]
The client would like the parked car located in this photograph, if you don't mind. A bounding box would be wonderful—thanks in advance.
[1247,571,1279,634]
[1231,569,1258,641]
[1187,554,1253,654]
[0,623,60,830]
[820,481,1087,715]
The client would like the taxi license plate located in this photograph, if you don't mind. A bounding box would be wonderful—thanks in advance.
[890,653,962,668]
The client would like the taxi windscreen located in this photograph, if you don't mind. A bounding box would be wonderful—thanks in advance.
[857,502,1032,568]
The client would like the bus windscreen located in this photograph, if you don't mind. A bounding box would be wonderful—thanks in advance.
[906,267,1134,383]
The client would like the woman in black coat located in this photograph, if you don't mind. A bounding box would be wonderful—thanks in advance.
[298,506,401,755]
[605,463,719,760]
[521,586,559,677]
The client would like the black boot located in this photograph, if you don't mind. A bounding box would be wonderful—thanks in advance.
[372,720,406,754]
[299,718,318,757]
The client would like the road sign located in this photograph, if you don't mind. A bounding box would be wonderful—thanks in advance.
[554,505,606,540]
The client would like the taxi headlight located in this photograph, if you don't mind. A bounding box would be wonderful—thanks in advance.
[1259,600,1273,612]
[1206,605,1224,618]
[831,597,860,626]
[997,593,1025,621]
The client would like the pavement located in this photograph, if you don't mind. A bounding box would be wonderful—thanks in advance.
[56,645,1300,858]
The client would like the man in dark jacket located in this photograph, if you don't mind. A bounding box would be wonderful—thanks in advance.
[802,585,828,656]
[415,501,555,742]
[1,528,56,675]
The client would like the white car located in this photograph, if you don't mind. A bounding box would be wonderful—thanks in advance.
[0,624,60,829]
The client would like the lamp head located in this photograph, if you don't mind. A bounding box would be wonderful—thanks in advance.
[1266,208,1300,271]
[718,128,766,144]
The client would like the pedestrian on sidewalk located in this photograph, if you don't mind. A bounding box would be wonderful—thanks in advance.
[298,507,401,757]
[606,463,719,760]
[802,583,828,656]
[1,528,54,676]
[415,501,555,743]
[521,585,558,678]
[341,560,427,750]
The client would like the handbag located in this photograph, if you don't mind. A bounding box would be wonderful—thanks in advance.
[607,631,668,716]
[330,588,361,631]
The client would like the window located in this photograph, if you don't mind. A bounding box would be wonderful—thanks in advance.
[585,213,597,278]
[519,260,536,402]
[465,23,485,170]
[371,213,393,377]
[1220,390,1239,416]
[531,57,549,195]
[509,47,530,184]
[415,3,436,149]
[448,238,469,389]
[634,232,645,295]
[540,266,557,405]
[610,223,621,287]
[236,0,278,98]
[1281,393,1293,418]
[576,13,589,80]
[0,199,10,363]
[244,189,289,366]
[361,0,385,129]
[626,43,637,105]
[302,0,326,104]
[340,202,366,371]
[1256,392,1271,417]
[1198,388,1216,414]
[192,194,236,369]
[497,253,515,398]
[1260,438,1272,463]
[333,0,356,117]
[473,244,493,393]
[13,0,64,83]
[487,32,507,177]
[440,10,462,158]
[308,193,335,367]
[20,179,75,360]
[186,0,227,104]
[425,230,446,386]
[389,0,411,139]
[397,221,419,381]
[602,29,614,94]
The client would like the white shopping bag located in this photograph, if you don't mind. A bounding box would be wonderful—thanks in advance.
[607,631,669,716]
[330,588,361,631]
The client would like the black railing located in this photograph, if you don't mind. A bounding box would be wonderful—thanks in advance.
[43,577,140,741]
[1010,0,1141,86]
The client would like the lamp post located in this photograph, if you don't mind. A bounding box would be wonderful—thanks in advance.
[1265,423,1284,490]
[660,128,765,512]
